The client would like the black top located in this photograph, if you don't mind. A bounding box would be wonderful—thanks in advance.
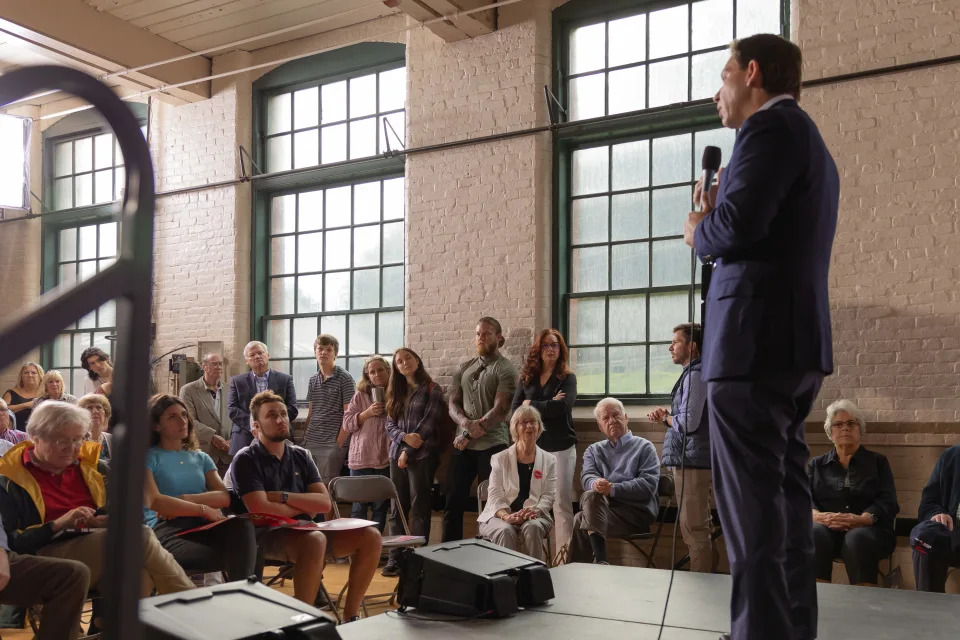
[4,390,33,431]
[510,460,534,513]
[918,444,960,523]
[229,440,322,519]
[807,446,899,530]
[510,372,577,452]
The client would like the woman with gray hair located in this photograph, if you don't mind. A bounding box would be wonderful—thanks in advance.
[0,401,195,606]
[477,405,557,561]
[807,399,899,585]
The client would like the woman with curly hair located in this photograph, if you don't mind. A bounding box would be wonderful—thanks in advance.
[510,328,577,553]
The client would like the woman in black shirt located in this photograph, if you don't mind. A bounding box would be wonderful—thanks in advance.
[807,399,899,585]
[511,328,576,554]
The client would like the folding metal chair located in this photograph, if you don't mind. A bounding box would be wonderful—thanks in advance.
[476,479,552,566]
[327,475,427,614]
[609,468,675,568]
[260,556,341,623]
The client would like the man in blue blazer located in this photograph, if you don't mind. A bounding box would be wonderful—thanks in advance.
[684,35,839,640]
[227,341,299,455]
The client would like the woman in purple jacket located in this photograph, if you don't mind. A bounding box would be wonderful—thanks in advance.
[380,347,446,577]
[342,356,392,531]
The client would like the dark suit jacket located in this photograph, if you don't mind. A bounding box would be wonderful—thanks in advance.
[227,370,298,455]
[694,99,839,381]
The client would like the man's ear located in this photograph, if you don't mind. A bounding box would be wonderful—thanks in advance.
[745,59,763,89]
[498,336,505,348]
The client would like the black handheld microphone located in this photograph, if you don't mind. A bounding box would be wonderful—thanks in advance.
[700,145,722,212]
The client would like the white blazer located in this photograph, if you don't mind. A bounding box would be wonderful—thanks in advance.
[477,444,557,524]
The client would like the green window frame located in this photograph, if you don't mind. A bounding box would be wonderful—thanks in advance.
[553,0,788,402]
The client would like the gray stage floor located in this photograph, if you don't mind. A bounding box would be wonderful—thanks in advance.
[339,564,960,640]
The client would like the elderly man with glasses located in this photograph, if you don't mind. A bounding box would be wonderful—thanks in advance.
[181,353,234,476]
[807,399,899,586]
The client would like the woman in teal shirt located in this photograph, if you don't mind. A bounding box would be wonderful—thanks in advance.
[145,394,257,581]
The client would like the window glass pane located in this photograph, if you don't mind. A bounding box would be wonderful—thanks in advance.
[353,226,380,268]
[382,222,403,264]
[114,167,125,201]
[97,258,115,273]
[353,269,380,309]
[321,315,346,343]
[608,66,645,115]
[652,134,692,186]
[75,173,93,207]
[378,311,403,353]
[53,333,72,367]
[378,112,405,153]
[612,242,648,290]
[292,360,317,402]
[692,50,728,100]
[74,137,93,173]
[297,232,324,273]
[353,181,380,224]
[79,309,95,330]
[651,186,692,237]
[325,229,351,270]
[695,127,736,171]
[321,81,347,123]
[649,345,676,394]
[379,67,406,112]
[271,277,295,315]
[649,4,689,59]
[99,222,117,257]
[298,190,323,232]
[608,14,646,67]
[609,295,646,343]
[54,141,72,177]
[349,313,376,355]
[297,274,323,313]
[568,297,605,345]
[272,360,290,375]
[648,58,689,108]
[609,346,644,394]
[611,140,649,191]
[349,117,377,159]
[572,146,608,196]
[571,246,608,293]
[325,272,351,311]
[736,0,781,38]
[266,135,291,172]
[349,74,377,118]
[79,225,98,260]
[94,170,112,204]
[382,266,403,307]
[71,368,87,396]
[293,87,319,130]
[59,263,77,287]
[652,239,692,287]
[59,228,77,262]
[266,319,290,357]
[94,134,113,170]
[693,0,733,50]
[266,93,292,134]
[569,23,605,74]
[72,333,92,366]
[293,129,319,169]
[571,196,608,245]
[271,236,296,275]
[569,73,605,121]
[98,300,116,327]
[272,194,296,235]
[649,291,689,341]
[54,177,72,210]
[383,177,404,220]
[320,124,347,164]
[292,317,317,357]
[612,192,649,242]
[325,186,352,228]
[78,261,96,282]
[570,347,605,394]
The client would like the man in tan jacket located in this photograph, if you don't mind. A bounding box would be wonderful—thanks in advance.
[179,353,232,475]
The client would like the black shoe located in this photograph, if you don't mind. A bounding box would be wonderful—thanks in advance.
[719,635,730,639]
[381,562,399,577]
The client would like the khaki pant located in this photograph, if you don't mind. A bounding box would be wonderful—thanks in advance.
[479,515,553,562]
[672,467,717,573]
[1,552,90,640]
[38,526,195,596]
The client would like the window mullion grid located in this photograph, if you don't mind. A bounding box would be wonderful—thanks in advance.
[605,142,613,396]
[687,2,693,102]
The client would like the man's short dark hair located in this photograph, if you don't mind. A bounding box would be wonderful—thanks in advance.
[478,316,503,336]
[731,34,802,99]
[313,333,339,355]
[250,390,285,423]
[673,322,703,351]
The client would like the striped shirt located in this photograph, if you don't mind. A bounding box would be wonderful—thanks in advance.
[0,428,27,446]
[303,366,355,448]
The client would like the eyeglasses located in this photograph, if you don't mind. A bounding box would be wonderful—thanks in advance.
[541,343,560,351]
[518,420,538,427]
[51,437,84,449]
[205,362,224,368]
[830,420,859,431]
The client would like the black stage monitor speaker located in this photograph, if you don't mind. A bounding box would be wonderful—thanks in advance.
[396,538,554,618]
[140,578,340,639]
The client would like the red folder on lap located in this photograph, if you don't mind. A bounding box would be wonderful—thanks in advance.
[175,514,377,537]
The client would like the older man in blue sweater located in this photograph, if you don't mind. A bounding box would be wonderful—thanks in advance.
[569,397,660,564]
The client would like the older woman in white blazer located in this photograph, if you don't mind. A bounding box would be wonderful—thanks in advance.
[477,405,557,561]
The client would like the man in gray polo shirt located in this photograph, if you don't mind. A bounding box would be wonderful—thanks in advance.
[443,316,518,542]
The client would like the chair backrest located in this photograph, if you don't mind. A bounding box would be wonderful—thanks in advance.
[476,479,489,513]
[328,475,398,505]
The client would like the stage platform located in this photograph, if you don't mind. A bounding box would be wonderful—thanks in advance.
[339,563,960,640]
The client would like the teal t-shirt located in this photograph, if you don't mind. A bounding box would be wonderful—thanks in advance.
[144,447,216,528]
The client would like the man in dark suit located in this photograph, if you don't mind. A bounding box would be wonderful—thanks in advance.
[683,35,839,640]
[227,341,298,455]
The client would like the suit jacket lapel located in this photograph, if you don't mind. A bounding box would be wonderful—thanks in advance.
[506,445,519,505]
[530,447,544,503]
